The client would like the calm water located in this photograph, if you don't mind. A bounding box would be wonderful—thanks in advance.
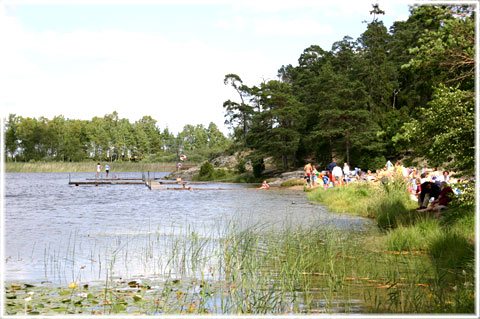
[4,172,376,284]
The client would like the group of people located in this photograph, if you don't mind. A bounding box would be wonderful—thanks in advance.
[96,163,110,179]
[303,159,459,215]
[303,161,355,189]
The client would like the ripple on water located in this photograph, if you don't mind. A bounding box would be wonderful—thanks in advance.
[5,172,376,283]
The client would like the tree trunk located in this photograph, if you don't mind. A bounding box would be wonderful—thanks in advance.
[346,136,351,165]
[282,154,288,170]
[329,135,333,162]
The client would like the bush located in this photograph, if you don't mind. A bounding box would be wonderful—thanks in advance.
[235,159,247,174]
[199,162,214,179]
[252,159,264,178]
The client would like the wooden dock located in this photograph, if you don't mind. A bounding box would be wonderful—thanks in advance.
[68,180,145,186]
[69,173,244,191]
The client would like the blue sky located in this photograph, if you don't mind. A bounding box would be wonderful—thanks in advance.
[0,0,414,134]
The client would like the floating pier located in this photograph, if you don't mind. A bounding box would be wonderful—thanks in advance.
[69,173,245,191]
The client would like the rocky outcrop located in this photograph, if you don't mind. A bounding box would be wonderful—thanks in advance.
[167,152,305,185]
[166,151,252,180]
[265,170,305,186]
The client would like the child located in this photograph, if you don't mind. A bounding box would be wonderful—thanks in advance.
[322,172,330,190]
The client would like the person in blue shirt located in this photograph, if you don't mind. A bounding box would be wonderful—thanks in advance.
[322,172,330,190]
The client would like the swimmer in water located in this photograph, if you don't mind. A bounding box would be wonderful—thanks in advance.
[259,180,269,189]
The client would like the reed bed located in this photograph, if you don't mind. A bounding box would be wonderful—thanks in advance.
[4,218,475,315]
[5,161,194,173]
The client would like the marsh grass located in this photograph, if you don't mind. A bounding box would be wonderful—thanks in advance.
[307,179,475,314]
[5,161,193,173]
[307,183,374,217]
[6,217,475,315]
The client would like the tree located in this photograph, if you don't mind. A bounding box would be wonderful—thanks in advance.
[404,5,475,89]
[357,4,397,120]
[400,85,474,175]
[207,122,230,149]
[223,74,254,147]
[248,80,305,170]
[5,114,20,161]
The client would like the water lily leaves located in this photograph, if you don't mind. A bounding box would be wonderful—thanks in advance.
[51,306,67,313]
[59,290,71,296]
[112,303,127,312]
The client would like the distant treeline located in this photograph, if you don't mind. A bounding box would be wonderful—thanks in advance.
[4,112,231,163]
[222,5,474,176]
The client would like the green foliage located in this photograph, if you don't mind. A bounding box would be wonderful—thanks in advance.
[235,159,247,174]
[428,230,474,269]
[252,158,265,178]
[280,179,304,187]
[199,162,214,179]
[221,4,474,177]
[400,85,474,175]
[4,113,231,164]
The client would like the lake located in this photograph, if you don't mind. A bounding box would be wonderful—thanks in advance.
[4,172,375,285]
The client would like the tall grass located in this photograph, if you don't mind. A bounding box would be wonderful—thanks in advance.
[5,161,194,173]
[12,219,472,315]
[308,178,475,309]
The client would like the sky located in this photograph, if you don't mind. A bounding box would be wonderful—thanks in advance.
[0,0,415,135]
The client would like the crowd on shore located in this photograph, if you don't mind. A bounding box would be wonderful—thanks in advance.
[303,160,464,215]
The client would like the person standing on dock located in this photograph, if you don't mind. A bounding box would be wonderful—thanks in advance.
[96,163,101,179]
[105,164,110,179]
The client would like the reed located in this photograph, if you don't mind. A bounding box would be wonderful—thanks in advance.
[5,161,194,173]
[6,217,475,315]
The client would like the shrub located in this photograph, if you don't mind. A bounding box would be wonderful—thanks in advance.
[252,159,265,178]
[235,159,247,174]
[199,162,214,179]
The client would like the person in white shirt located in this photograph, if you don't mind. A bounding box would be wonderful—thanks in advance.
[332,165,343,186]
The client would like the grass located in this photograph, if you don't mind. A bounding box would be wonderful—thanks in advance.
[280,179,305,187]
[5,161,194,173]
[5,219,475,315]
[307,178,475,312]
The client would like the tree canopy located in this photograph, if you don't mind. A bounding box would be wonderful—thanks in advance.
[222,4,475,175]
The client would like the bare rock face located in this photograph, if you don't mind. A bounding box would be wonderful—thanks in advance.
[267,170,305,186]
[166,151,252,180]
[166,152,305,185]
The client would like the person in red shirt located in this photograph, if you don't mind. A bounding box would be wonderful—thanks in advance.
[417,182,454,214]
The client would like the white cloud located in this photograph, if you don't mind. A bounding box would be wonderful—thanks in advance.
[0,7,282,134]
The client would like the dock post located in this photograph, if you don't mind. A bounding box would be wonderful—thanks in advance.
[69,173,71,184]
